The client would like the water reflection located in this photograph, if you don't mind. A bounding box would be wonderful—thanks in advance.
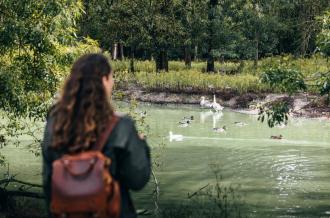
[271,153,314,202]
[200,110,214,123]
[200,110,223,126]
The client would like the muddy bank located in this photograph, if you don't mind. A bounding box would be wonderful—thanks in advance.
[117,88,330,118]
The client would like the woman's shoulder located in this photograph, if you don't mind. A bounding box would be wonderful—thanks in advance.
[108,112,137,149]
[113,112,137,133]
[114,112,135,125]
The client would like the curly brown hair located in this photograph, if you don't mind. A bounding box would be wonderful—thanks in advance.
[51,54,114,153]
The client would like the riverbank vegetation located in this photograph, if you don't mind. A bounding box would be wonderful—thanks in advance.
[114,55,329,95]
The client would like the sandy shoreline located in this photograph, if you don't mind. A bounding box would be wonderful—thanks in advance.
[116,87,330,119]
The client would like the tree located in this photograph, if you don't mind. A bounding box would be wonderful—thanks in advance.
[206,0,218,72]
[317,11,330,57]
[180,0,208,68]
[0,0,99,165]
[274,0,329,56]
[0,0,84,117]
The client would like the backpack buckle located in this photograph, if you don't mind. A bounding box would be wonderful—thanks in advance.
[60,213,67,218]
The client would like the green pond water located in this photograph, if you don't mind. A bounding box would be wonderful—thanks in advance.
[1,103,330,217]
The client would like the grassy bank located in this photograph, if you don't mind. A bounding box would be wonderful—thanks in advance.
[113,55,330,95]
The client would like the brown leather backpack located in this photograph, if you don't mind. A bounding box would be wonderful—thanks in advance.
[51,116,120,218]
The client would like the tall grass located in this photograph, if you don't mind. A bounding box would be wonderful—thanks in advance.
[135,70,270,94]
[112,55,330,94]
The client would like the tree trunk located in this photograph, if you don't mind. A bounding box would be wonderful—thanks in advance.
[118,43,124,60]
[184,45,192,68]
[207,55,215,72]
[156,50,168,72]
[254,34,259,70]
[129,47,135,73]
[112,43,118,60]
[206,0,218,73]
[194,45,198,61]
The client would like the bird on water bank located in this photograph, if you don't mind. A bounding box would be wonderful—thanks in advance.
[210,95,224,112]
[200,96,212,108]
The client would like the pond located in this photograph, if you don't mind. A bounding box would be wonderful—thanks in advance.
[1,102,330,217]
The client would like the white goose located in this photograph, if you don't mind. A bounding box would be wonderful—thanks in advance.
[211,95,224,112]
[200,96,212,108]
[169,131,183,142]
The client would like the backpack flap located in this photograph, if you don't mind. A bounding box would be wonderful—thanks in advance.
[51,151,111,214]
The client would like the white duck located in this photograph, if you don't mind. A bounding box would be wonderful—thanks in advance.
[234,121,247,127]
[213,126,227,133]
[210,95,224,112]
[169,131,183,142]
[200,96,212,108]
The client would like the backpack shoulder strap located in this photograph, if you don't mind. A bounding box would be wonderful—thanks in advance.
[93,115,119,151]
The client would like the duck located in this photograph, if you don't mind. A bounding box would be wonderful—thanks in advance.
[169,131,183,142]
[270,135,283,140]
[179,119,191,125]
[182,116,194,122]
[210,95,224,112]
[200,96,212,108]
[178,119,191,128]
[234,121,247,127]
[213,126,227,133]
[179,123,189,128]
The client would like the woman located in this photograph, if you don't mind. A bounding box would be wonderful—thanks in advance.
[42,54,151,218]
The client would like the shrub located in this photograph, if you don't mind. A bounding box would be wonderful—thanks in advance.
[260,67,307,94]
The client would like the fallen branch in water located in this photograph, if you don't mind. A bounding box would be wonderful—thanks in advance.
[0,177,43,188]
[4,189,44,199]
[187,183,210,199]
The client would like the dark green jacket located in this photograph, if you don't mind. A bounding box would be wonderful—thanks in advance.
[42,114,151,218]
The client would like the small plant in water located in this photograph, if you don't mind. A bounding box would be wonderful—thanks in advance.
[159,162,245,218]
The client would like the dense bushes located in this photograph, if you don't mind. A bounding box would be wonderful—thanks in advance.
[260,67,307,94]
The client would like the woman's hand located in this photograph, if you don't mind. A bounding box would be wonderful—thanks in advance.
[139,133,145,140]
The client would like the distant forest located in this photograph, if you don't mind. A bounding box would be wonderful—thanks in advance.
[79,0,330,71]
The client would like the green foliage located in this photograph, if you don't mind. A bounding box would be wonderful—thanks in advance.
[258,100,290,128]
[259,65,306,127]
[316,72,330,104]
[317,11,330,56]
[78,0,330,70]
[260,67,307,95]
[0,0,101,166]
